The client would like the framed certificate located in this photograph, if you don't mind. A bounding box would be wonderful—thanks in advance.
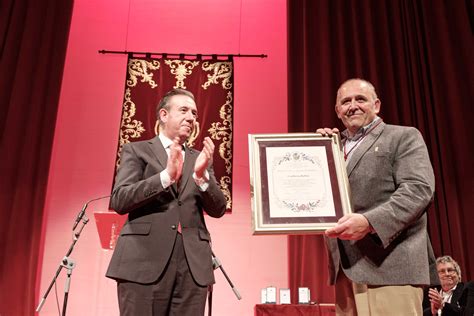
[265,286,277,304]
[298,287,311,304]
[279,288,291,304]
[260,288,267,304]
[248,133,352,234]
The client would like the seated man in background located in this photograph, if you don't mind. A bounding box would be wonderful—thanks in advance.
[423,255,473,315]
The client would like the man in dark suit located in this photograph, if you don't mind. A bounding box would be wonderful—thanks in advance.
[424,256,474,316]
[461,281,474,316]
[106,88,227,315]
[318,79,435,315]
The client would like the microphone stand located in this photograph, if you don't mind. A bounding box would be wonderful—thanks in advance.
[61,256,76,316]
[36,195,109,314]
[36,206,89,315]
[208,250,241,316]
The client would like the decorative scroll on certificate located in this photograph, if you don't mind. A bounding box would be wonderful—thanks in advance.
[249,133,352,234]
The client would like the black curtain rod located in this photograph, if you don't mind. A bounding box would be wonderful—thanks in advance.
[98,50,267,59]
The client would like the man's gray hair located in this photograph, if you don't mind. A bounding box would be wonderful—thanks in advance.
[436,255,462,279]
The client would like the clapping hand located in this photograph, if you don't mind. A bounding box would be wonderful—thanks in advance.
[428,288,443,315]
[194,137,214,178]
[166,137,184,182]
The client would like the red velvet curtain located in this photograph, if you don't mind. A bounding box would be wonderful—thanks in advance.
[114,56,234,211]
[287,0,473,303]
[0,0,73,314]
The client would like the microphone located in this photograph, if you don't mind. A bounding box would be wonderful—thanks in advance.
[72,195,110,230]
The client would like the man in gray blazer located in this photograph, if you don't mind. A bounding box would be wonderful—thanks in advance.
[106,89,227,315]
[318,79,435,315]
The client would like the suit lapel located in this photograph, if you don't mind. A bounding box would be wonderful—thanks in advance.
[147,136,168,169]
[147,136,179,194]
[451,282,464,305]
[346,121,386,177]
[178,146,197,194]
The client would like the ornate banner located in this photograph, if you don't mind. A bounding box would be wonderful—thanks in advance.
[114,56,234,211]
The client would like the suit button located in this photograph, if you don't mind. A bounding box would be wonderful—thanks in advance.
[178,201,182,206]
[171,225,177,230]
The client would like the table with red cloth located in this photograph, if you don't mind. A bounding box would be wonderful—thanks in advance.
[254,303,336,316]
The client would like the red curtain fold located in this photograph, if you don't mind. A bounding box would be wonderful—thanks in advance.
[288,234,334,304]
[287,0,473,303]
[0,0,74,314]
[114,56,234,211]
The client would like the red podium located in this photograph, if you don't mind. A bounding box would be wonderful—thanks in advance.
[94,212,127,249]
[254,303,335,316]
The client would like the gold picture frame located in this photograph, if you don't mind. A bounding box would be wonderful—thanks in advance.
[248,133,352,234]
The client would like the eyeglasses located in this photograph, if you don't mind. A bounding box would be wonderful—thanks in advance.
[437,268,457,275]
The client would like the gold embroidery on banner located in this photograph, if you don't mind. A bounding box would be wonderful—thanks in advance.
[201,61,233,90]
[186,122,200,148]
[164,60,200,89]
[202,61,233,210]
[127,59,160,88]
[117,88,146,167]
[219,176,232,209]
[208,91,233,174]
